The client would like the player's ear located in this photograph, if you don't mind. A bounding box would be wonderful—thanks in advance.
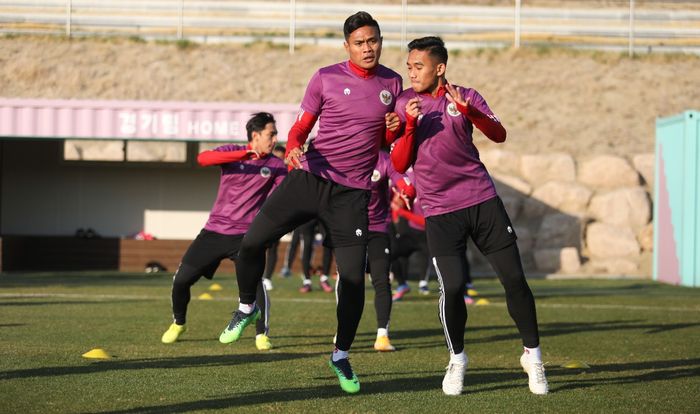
[436,62,446,77]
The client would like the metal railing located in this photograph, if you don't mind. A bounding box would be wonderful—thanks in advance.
[1,0,699,55]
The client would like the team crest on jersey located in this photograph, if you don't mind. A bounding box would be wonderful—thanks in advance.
[379,90,393,106]
[260,167,271,178]
[447,103,461,117]
[343,88,351,96]
[371,169,381,182]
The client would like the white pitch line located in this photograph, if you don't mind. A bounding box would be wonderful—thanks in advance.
[1,292,699,313]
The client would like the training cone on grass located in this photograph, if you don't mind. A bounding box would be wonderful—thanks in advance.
[209,283,223,292]
[82,348,111,359]
[562,360,590,369]
[475,298,491,306]
[198,292,214,300]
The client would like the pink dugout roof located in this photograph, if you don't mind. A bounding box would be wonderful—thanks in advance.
[0,98,310,142]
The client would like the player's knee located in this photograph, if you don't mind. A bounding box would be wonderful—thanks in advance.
[239,236,267,261]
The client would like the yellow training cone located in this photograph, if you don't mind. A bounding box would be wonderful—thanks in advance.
[209,283,223,292]
[82,348,111,359]
[562,360,590,369]
[467,289,479,297]
[198,293,214,300]
[475,298,491,306]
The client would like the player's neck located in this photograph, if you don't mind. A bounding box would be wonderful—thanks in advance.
[248,143,268,158]
[347,60,377,79]
[420,80,447,98]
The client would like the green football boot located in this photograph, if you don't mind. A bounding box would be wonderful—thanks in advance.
[219,307,260,344]
[328,357,360,394]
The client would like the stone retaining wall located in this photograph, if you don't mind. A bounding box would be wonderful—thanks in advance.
[472,150,655,277]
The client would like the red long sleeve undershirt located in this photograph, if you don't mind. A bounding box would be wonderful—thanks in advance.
[391,85,507,173]
[394,178,416,199]
[285,110,318,168]
[197,144,258,166]
[455,101,506,143]
[395,207,426,227]
[390,113,418,174]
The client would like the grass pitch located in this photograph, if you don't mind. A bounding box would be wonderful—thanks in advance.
[1,272,699,413]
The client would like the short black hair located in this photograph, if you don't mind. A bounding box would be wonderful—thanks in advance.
[246,112,276,142]
[407,36,448,65]
[273,145,285,154]
[343,11,380,40]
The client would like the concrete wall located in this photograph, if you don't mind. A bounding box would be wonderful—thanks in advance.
[1,140,218,239]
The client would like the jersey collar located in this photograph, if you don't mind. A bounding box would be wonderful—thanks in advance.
[347,60,377,79]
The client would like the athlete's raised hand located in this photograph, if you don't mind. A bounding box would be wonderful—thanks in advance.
[445,83,470,110]
[285,146,304,169]
[391,186,412,210]
[405,97,422,120]
[385,112,400,132]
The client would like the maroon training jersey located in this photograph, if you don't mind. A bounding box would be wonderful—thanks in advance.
[204,144,287,235]
[299,61,403,190]
[394,86,498,217]
[369,151,409,233]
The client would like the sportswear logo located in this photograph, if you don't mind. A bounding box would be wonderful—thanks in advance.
[355,229,362,237]
[507,226,513,234]
[260,167,271,178]
[384,248,390,255]
[297,108,305,121]
[239,164,245,170]
[447,103,461,117]
[344,88,351,96]
[379,90,393,105]
[371,169,381,182]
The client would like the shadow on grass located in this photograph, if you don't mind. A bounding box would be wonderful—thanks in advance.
[90,375,446,414]
[0,300,141,307]
[359,319,700,351]
[0,352,323,380]
[550,357,700,392]
[0,323,26,328]
[92,358,700,413]
[0,272,169,288]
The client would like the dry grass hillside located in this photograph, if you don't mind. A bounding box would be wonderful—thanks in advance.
[1,36,699,157]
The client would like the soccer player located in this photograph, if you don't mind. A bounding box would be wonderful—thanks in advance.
[389,168,430,301]
[261,145,287,292]
[366,149,415,351]
[294,219,334,293]
[160,112,286,352]
[218,11,403,394]
[391,36,548,396]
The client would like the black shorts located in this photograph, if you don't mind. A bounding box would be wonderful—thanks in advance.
[425,196,516,257]
[258,169,370,248]
[181,229,243,279]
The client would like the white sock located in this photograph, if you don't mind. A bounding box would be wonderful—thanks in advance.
[238,302,255,314]
[450,351,467,366]
[303,279,312,286]
[419,280,428,288]
[332,348,349,362]
[523,346,542,362]
[320,274,329,282]
[377,328,388,338]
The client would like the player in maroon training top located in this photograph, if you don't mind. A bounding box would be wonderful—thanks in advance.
[364,150,414,352]
[391,37,548,396]
[161,112,286,352]
[218,12,403,394]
